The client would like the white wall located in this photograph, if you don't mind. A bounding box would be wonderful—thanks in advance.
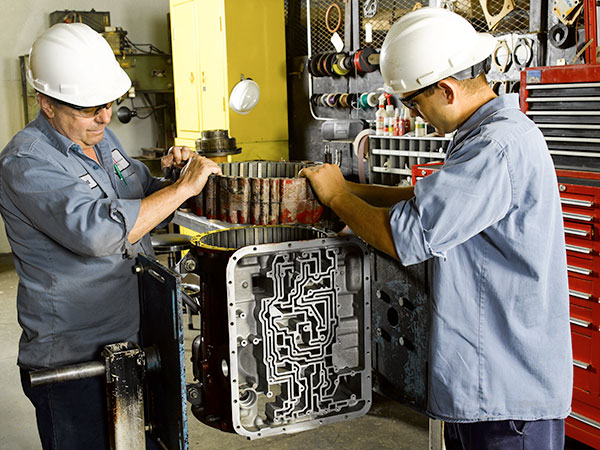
[0,0,170,253]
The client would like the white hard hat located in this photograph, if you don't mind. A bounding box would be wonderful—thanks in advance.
[380,7,496,95]
[26,23,131,107]
[229,78,260,114]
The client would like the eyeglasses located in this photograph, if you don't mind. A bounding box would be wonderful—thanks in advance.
[399,84,435,110]
[55,98,114,118]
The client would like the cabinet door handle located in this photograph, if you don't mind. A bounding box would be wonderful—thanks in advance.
[568,265,592,276]
[570,412,600,430]
[570,317,591,328]
[563,212,593,222]
[573,359,591,370]
[566,244,593,255]
[561,198,594,208]
[564,227,590,237]
[569,289,592,300]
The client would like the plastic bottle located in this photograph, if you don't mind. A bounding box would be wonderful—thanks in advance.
[393,108,401,136]
[401,106,411,134]
[415,117,426,137]
[375,98,386,136]
[384,104,394,136]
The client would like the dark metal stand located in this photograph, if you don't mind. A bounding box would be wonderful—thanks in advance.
[30,342,156,450]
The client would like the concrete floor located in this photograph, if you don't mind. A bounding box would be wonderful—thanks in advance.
[0,253,594,449]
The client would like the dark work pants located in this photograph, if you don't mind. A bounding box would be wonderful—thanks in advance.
[444,418,565,450]
[21,368,110,450]
[21,369,160,450]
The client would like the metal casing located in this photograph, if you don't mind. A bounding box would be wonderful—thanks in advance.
[188,226,372,439]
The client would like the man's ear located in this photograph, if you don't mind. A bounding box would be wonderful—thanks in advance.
[37,94,56,119]
[436,79,457,105]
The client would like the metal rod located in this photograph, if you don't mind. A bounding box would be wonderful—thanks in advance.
[30,361,105,387]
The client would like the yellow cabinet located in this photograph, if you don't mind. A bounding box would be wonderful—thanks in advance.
[169,0,289,161]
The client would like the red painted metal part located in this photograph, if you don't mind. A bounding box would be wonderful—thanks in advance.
[411,162,443,186]
[520,64,600,113]
[558,169,600,449]
[585,0,598,65]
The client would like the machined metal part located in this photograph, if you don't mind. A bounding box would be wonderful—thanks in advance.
[191,161,326,225]
[189,225,372,439]
[195,129,241,157]
[478,0,515,31]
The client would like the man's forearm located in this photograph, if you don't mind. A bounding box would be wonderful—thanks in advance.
[128,183,191,244]
[329,192,398,259]
[346,181,414,207]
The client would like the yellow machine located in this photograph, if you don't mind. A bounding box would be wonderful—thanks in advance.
[169,0,289,162]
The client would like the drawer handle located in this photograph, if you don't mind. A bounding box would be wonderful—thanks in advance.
[573,359,591,370]
[563,212,593,222]
[566,244,593,255]
[561,198,594,208]
[568,265,592,276]
[570,289,592,300]
[570,317,591,328]
[564,227,590,237]
[570,412,600,430]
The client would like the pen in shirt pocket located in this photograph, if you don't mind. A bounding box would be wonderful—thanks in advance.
[114,163,127,185]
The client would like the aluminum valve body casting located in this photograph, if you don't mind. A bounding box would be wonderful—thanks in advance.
[187,225,372,439]
[191,161,324,225]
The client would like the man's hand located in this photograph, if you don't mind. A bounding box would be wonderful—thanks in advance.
[300,164,348,207]
[176,155,222,197]
[161,146,195,170]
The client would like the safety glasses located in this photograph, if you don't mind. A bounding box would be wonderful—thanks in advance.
[55,98,114,118]
[399,84,434,110]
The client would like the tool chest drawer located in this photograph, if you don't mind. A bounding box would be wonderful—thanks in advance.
[567,400,600,450]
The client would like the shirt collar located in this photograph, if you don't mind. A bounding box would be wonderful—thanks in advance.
[448,94,520,157]
[31,111,113,157]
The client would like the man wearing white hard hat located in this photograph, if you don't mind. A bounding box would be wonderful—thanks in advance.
[303,7,571,449]
[0,23,221,449]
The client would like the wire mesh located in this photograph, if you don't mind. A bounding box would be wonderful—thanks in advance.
[441,0,530,34]
[309,0,348,54]
[285,0,309,58]
[359,0,433,49]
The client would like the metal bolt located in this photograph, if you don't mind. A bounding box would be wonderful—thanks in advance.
[242,281,249,289]
[189,389,198,399]
[183,259,197,272]
[398,336,405,346]
[559,184,566,192]
[398,297,404,307]
[376,290,382,299]
[134,265,143,274]
[376,327,382,337]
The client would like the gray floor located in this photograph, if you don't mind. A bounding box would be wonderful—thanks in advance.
[0,253,594,449]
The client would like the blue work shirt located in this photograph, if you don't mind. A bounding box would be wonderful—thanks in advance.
[389,94,572,422]
[0,112,164,369]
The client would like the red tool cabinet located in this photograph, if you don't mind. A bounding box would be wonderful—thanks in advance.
[557,169,600,449]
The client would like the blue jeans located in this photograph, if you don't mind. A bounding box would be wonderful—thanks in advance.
[444,419,565,450]
[21,368,160,450]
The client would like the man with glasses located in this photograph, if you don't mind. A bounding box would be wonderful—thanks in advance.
[303,7,571,450]
[0,23,220,449]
